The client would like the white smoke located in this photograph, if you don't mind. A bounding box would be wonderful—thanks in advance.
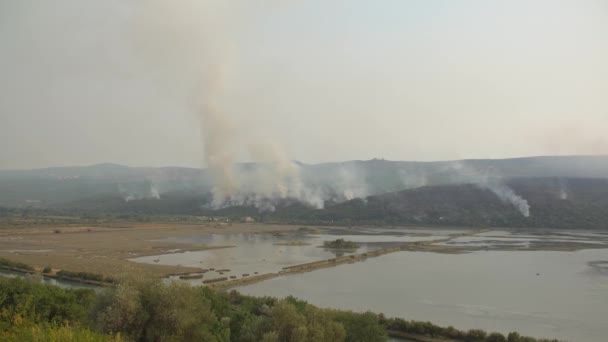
[149,185,160,200]
[130,2,534,214]
[398,169,428,189]
[119,182,161,202]
[448,161,531,217]
[132,1,383,212]
[484,183,530,217]
[558,179,569,200]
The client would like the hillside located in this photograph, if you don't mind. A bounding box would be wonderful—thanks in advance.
[1,155,608,208]
[4,177,607,230]
[289,178,608,229]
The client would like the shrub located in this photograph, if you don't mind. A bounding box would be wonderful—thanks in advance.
[0,257,34,271]
[56,270,106,282]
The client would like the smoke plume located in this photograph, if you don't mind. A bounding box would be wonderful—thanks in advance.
[133,2,534,215]
[448,162,531,217]
[484,184,530,217]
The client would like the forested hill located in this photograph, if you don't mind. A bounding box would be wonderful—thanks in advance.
[1,155,608,208]
[4,177,607,230]
[271,178,608,229]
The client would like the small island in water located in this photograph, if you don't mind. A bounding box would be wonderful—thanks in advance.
[323,238,359,249]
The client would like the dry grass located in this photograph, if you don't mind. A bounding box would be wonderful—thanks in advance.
[0,223,297,278]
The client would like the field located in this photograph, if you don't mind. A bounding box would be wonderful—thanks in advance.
[0,222,297,279]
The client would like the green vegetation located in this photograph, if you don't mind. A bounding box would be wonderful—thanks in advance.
[1,324,120,342]
[297,227,321,233]
[0,257,35,271]
[323,239,359,249]
[56,270,116,284]
[0,277,559,342]
[0,277,118,341]
[384,318,558,342]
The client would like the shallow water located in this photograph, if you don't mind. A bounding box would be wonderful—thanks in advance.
[129,229,454,280]
[237,248,608,342]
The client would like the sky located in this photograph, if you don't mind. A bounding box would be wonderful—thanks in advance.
[1,0,607,169]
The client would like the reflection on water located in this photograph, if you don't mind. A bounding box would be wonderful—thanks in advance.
[129,229,455,282]
[238,248,608,342]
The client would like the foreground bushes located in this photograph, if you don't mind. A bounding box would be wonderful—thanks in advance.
[56,270,116,283]
[0,257,35,271]
[384,317,559,342]
[1,322,121,342]
[0,277,559,342]
[0,277,95,326]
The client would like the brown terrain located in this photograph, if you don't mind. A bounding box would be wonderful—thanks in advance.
[0,223,298,279]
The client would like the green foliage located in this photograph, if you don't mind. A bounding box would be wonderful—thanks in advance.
[1,321,120,342]
[0,277,560,342]
[0,257,35,271]
[93,280,220,342]
[322,239,359,249]
[56,270,115,283]
[331,310,386,342]
[385,317,558,342]
[0,277,95,327]
[266,299,347,342]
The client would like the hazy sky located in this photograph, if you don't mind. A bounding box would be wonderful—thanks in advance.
[1,0,607,169]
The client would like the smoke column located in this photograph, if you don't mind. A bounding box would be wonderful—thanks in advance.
[485,184,530,217]
[134,1,327,211]
[448,162,531,217]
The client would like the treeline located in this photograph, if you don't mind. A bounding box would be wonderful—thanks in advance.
[0,277,560,342]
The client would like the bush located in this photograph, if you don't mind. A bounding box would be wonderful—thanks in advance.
[332,310,386,342]
[92,280,219,342]
[323,239,359,249]
[0,257,34,271]
[42,266,52,273]
[0,277,559,342]
[1,321,120,342]
[0,277,95,325]
[56,270,107,282]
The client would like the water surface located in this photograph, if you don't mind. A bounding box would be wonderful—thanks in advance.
[130,229,456,280]
[237,248,608,342]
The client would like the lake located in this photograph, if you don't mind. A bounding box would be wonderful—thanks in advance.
[129,228,456,280]
[128,228,608,341]
[237,247,608,342]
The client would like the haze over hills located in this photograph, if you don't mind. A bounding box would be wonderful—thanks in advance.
[1,155,608,229]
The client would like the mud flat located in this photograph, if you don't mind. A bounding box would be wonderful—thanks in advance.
[0,223,300,279]
[204,229,490,289]
[205,242,469,289]
[273,241,311,246]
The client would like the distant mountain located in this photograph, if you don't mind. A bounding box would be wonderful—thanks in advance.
[13,176,607,230]
[0,164,210,207]
[1,155,607,212]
